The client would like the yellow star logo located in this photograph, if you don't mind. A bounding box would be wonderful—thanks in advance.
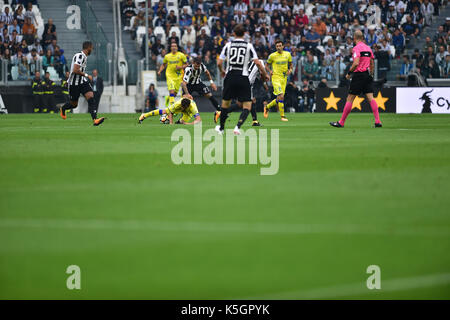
[352,96,365,110]
[324,91,341,111]
[374,91,389,111]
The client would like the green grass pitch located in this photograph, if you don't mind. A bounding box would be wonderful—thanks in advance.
[0,112,449,299]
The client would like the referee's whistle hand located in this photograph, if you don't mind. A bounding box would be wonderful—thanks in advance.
[345,74,351,80]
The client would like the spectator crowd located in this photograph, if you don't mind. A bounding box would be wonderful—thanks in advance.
[121,0,449,85]
[0,0,68,81]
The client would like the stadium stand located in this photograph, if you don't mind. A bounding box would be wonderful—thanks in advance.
[118,0,448,84]
[0,0,70,82]
[0,0,448,114]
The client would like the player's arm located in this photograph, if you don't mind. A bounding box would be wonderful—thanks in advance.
[181,81,193,99]
[181,114,201,125]
[168,112,174,124]
[176,63,189,71]
[287,61,293,76]
[346,57,360,79]
[217,57,225,78]
[254,59,269,82]
[181,70,194,99]
[264,59,272,76]
[205,69,217,91]
[72,63,92,81]
[176,54,189,70]
[157,63,166,76]
[218,43,230,78]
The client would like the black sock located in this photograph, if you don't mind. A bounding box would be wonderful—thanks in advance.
[62,102,71,111]
[237,108,250,129]
[219,107,229,130]
[209,96,220,111]
[251,103,257,121]
[87,97,97,120]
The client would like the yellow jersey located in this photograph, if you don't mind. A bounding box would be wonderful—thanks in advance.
[267,51,292,78]
[167,98,199,120]
[163,52,187,79]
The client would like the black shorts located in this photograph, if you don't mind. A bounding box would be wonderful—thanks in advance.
[349,71,374,95]
[186,82,210,96]
[69,81,93,102]
[223,72,251,102]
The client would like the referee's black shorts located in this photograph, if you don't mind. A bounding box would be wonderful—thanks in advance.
[223,71,252,102]
[69,81,93,102]
[349,71,374,96]
[186,83,210,96]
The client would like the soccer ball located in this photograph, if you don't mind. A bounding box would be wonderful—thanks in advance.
[160,115,170,124]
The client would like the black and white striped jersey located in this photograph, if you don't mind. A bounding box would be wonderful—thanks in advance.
[68,51,88,86]
[219,39,257,76]
[183,63,207,85]
[248,59,264,85]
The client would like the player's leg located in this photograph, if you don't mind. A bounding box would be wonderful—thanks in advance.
[365,92,382,127]
[233,76,254,134]
[265,77,282,118]
[203,86,221,123]
[234,101,252,134]
[139,107,168,123]
[166,79,175,107]
[264,77,278,118]
[169,78,181,106]
[84,90,105,126]
[204,90,220,112]
[364,75,382,127]
[251,98,261,126]
[277,93,288,121]
[330,94,356,127]
[217,75,233,132]
[278,78,288,121]
[60,85,79,119]
[216,99,231,133]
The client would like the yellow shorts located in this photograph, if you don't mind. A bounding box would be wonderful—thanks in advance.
[272,76,287,96]
[167,77,182,94]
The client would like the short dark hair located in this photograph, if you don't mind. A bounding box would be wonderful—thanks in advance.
[181,98,191,108]
[193,56,201,64]
[233,24,246,37]
[83,41,93,50]
[275,39,283,46]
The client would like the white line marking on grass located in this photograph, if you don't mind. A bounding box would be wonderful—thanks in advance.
[0,218,449,237]
[241,272,450,299]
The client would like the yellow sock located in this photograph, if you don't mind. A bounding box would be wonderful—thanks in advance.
[267,99,277,109]
[169,95,175,105]
[278,101,285,117]
[143,109,160,118]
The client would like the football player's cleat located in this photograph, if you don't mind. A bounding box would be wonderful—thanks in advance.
[252,120,262,127]
[59,107,66,120]
[138,114,145,124]
[329,121,344,128]
[374,123,383,128]
[93,117,105,126]
[281,116,288,122]
[215,125,224,135]
[214,111,221,123]
[263,106,269,118]
[233,126,241,135]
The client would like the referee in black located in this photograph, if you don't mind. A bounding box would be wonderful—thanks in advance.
[216,24,268,135]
